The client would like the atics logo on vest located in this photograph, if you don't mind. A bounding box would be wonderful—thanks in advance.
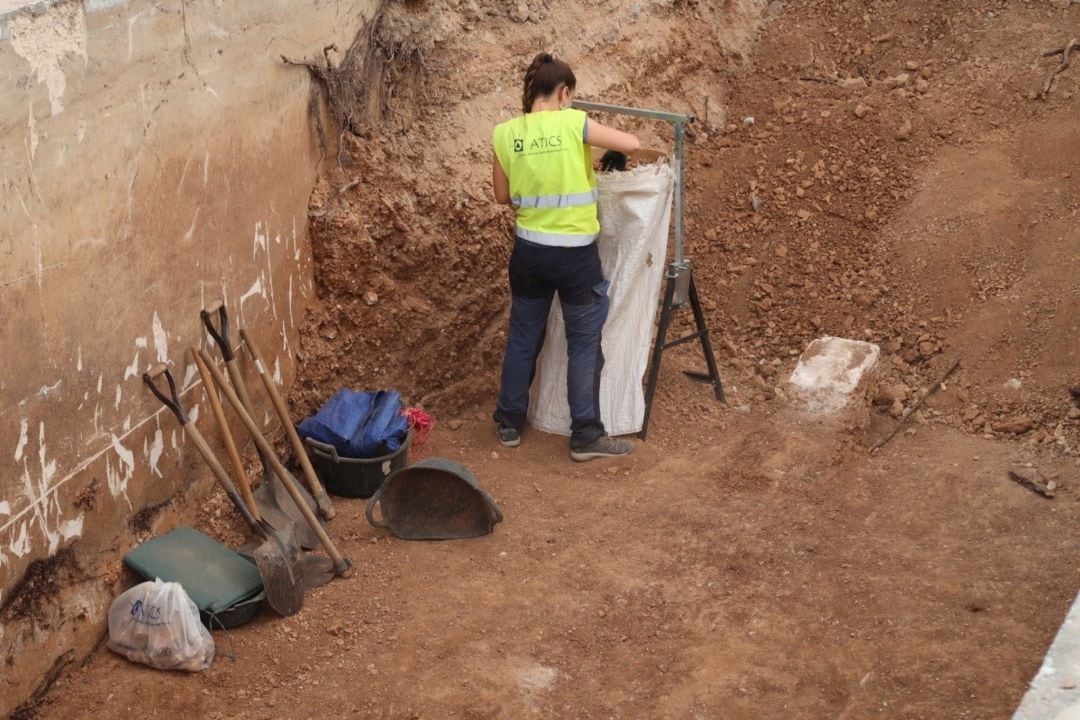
[513,135,564,153]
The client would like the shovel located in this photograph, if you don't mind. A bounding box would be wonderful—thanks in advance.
[240,328,334,520]
[142,362,304,617]
[201,300,323,548]
[234,544,336,591]
[196,348,352,578]
[192,351,335,591]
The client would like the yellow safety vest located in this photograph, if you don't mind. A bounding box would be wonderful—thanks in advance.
[492,109,598,247]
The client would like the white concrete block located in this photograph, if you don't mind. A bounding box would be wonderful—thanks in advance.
[1013,589,1080,720]
[788,336,881,412]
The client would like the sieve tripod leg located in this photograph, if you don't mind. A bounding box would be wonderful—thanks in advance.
[640,272,678,441]
[687,274,725,403]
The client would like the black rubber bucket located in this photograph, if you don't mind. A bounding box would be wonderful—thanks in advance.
[305,432,411,499]
[365,459,503,540]
[202,592,264,630]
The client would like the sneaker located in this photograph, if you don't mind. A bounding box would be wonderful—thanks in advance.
[570,435,634,462]
[497,425,521,448]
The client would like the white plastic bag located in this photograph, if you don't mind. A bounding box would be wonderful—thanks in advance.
[107,579,214,672]
[528,162,674,436]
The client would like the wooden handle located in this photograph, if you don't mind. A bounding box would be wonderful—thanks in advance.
[196,348,352,577]
[145,362,169,380]
[221,353,274,478]
[240,328,336,520]
[192,349,260,521]
[224,358,257,416]
[184,422,263,537]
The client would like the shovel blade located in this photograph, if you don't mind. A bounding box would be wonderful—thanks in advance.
[240,547,335,591]
[299,554,335,590]
[268,466,319,514]
[253,471,322,550]
[253,523,304,617]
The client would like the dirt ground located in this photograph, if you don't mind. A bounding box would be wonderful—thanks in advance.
[30,356,1080,719]
[23,0,1080,717]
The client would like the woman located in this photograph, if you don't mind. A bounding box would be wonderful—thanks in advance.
[491,52,641,462]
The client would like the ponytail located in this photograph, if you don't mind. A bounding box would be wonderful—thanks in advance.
[521,52,576,113]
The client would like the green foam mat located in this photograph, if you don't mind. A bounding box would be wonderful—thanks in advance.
[124,526,263,614]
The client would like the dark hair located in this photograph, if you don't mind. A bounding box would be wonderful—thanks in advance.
[522,52,576,114]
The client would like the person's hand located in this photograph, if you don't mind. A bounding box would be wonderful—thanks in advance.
[599,150,628,172]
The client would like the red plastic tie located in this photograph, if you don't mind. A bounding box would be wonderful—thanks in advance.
[402,407,435,456]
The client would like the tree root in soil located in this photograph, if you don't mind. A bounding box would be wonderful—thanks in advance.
[1007,469,1056,499]
[1041,38,1078,98]
[0,548,77,622]
[279,0,429,167]
[281,0,386,132]
[870,359,961,453]
[9,651,75,720]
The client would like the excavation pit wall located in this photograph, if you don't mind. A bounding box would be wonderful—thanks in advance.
[1,0,773,709]
[0,0,378,713]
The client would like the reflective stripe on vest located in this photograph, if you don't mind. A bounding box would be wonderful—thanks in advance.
[516,226,598,247]
[512,189,599,209]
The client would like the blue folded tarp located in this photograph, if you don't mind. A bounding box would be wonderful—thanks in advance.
[298,389,409,458]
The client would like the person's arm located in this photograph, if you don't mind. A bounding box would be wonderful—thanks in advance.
[492,153,512,205]
[585,119,641,154]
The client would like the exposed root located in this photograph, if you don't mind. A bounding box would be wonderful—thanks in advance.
[9,651,75,720]
[281,0,432,159]
[0,548,78,623]
[129,496,172,534]
[1041,38,1077,98]
[1007,469,1055,499]
[870,359,961,452]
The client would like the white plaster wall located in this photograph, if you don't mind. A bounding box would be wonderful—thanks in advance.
[0,0,376,712]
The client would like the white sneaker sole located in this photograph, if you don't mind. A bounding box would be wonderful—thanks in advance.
[498,436,521,448]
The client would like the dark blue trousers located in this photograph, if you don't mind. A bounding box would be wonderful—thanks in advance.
[494,238,610,449]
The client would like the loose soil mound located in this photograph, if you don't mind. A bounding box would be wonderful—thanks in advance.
[291,0,1079,457]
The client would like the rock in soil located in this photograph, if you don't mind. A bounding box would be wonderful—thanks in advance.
[875,383,911,407]
[993,417,1035,435]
